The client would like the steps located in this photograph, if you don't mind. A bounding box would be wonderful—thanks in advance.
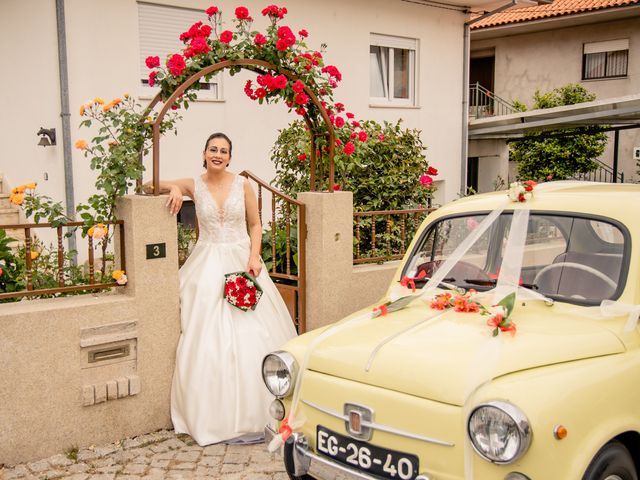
[0,174,26,242]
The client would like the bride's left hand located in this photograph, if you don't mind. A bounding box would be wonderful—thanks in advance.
[248,255,262,277]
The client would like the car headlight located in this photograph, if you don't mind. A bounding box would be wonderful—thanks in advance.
[468,401,532,464]
[262,351,298,397]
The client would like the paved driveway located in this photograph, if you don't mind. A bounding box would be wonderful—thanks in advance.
[0,430,287,480]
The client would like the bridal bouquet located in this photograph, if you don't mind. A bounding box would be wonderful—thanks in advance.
[224,271,263,311]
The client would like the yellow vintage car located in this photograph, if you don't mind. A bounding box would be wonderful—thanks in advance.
[262,182,640,480]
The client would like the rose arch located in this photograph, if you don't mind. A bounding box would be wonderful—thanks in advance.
[140,4,345,194]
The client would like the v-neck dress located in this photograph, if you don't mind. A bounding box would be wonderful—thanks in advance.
[171,174,297,446]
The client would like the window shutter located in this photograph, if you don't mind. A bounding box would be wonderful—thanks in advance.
[584,39,629,55]
[370,33,417,51]
[138,2,208,78]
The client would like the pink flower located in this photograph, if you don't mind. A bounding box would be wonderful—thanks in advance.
[334,116,345,128]
[358,131,368,142]
[378,134,385,141]
[166,54,186,76]
[297,153,307,161]
[206,5,219,16]
[346,112,354,119]
[148,70,157,87]
[343,141,355,156]
[145,56,160,69]
[220,30,233,44]
[419,175,433,186]
[292,80,305,93]
[116,274,128,286]
[254,33,267,45]
[294,92,309,105]
[235,6,251,20]
[298,29,308,37]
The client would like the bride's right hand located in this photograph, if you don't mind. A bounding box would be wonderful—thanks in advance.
[166,185,183,215]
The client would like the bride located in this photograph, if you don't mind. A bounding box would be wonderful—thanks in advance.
[150,132,297,445]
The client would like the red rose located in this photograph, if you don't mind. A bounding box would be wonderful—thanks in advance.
[254,33,267,45]
[292,80,305,93]
[335,116,345,128]
[427,166,439,176]
[276,39,288,51]
[295,107,306,116]
[346,112,354,119]
[358,131,368,142]
[244,80,257,100]
[167,54,186,76]
[298,153,307,161]
[148,71,157,87]
[294,92,309,105]
[272,75,287,89]
[321,65,342,81]
[188,36,210,56]
[335,138,343,146]
[351,121,360,128]
[201,25,212,37]
[255,87,267,98]
[343,141,355,156]
[333,184,341,191]
[220,30,233,44]
[298,29,308,37]
[335,102,345,112]
[329,79,338,88]
[378,133,385,141]
[145,56,160,69]
[350,132,357,139]
[206,5,219,16]
[235,6,251,20]
[276,25,296,50]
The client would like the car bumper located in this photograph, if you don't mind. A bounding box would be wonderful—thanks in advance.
[265,425,432,480]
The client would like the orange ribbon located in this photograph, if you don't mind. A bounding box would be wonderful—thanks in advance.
[372,304,388,316]
[399,270,427,292]
[279,417,293,442]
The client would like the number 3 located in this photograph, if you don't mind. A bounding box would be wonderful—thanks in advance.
[153,245,160,256]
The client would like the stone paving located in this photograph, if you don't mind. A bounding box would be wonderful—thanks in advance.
[0,430,287,480]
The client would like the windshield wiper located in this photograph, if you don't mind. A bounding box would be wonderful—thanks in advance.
[411,277,457,290]
[464,278,539,290]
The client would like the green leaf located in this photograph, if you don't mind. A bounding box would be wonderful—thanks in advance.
[497,292,516,316]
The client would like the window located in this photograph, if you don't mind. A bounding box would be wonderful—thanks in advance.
[137,2,222,100]
[370,34,417,105]
[582,39,629,80]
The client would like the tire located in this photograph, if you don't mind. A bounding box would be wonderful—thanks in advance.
[283,437,315,480]
[583,441,638,480]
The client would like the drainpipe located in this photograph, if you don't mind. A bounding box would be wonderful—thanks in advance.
[56,0,77,259]
[460,0,535,196]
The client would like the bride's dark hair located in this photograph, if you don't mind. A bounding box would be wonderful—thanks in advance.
[203,132,233,167]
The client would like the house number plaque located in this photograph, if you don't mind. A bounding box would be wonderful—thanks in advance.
[146,243,166,259]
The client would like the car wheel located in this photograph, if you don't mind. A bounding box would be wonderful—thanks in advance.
[283,437,314,480]
[583,441,638,480]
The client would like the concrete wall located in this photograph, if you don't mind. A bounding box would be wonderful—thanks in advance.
[299,191,403,331]
[471,16,640,181]
[0,0,468,216]
[0,195,180,465]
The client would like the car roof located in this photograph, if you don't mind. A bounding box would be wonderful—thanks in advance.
[436,182,640,223]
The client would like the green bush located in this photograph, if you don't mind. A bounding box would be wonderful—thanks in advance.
[510,84,608,181]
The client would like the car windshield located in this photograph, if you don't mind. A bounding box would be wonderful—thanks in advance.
[403,212,628,305]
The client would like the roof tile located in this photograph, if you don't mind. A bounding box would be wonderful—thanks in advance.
[471,0,640,29]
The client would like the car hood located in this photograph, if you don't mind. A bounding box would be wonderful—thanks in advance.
[288,298,626,406]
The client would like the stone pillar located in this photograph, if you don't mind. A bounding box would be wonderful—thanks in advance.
[297,191,354,331]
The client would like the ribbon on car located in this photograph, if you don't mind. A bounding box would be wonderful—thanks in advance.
[599,300,640,333]
[399,270,427,293]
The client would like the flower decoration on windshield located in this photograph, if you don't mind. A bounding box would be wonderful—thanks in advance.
[429,290,481,312]
[508,180,537,203]
[482,292,516,337]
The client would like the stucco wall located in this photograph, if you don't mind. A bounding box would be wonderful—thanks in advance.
[0,195,180,465]
[471,16,640,181]
[0,0,468,216]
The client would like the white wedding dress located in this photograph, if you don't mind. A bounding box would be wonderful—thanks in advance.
[171,174,297,446]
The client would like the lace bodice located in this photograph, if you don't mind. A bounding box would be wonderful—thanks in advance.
[194,175,249,244]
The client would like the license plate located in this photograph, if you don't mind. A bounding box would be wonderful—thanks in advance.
[316,425,420,479]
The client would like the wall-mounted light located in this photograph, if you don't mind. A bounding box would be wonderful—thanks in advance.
[37,127,56,147]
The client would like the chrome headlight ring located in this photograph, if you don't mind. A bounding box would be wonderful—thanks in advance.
[467,400,532,464]
[261,351,298,398]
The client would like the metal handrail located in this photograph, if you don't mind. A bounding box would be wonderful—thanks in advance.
[240,170,306,333]
[572,159,625,183]
[353,207,436,264]
[469,82,517,119]
[0,220,125,301]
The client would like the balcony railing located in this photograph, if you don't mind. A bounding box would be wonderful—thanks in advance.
[469,82,517,119]
[572,158,624,183]
[353,208,435,264]
[0,220,125,301]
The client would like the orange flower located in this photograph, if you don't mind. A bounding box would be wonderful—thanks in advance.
[123,93,130,99]
[79,104,85,116]
[9,193,24,206]
[88,223,107,240]
[102,101,115,112]
[112,270,125,280]
[24,182,37,190]
[93,97,105,105]
[430,292,452,310]
[112,97,122,106]
[30,250,39,260]
[75,139,88,150]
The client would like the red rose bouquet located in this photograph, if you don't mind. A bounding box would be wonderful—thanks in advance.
[224,271,263,311]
